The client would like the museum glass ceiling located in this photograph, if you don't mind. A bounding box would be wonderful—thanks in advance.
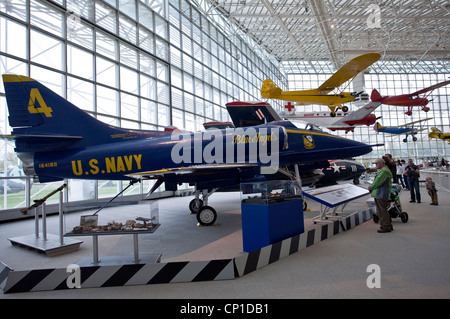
[196,0,450,74]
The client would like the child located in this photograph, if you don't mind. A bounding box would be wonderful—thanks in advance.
[426,177,438,205]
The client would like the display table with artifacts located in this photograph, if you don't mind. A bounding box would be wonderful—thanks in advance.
[65,201,161,265]
[302,183,369,224]
[240,180,304,253]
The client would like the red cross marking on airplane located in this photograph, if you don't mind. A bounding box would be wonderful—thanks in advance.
[285,102,295,112]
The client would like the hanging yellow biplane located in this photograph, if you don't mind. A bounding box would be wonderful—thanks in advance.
[429,127,450,144]
[260,53,381,117]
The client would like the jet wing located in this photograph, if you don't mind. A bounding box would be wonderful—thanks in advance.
[127,163,259,178]
[331,102,381,126]
[0,134,15,140]
[411,80,450,96]
[127,163,262,194]
[317,53,381,93]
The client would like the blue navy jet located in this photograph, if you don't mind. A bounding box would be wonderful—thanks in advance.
[2,75,374,225]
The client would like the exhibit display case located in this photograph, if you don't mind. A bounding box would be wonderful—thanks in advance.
[240,180,302,205]
[240,180,304,252]
[65,200,161,265]
[66,200,159,236]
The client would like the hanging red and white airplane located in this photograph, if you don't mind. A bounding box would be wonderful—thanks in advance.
[280,101,381,133]
[371,79,450,116]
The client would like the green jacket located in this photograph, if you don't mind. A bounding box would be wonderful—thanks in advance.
[370,166,392,200]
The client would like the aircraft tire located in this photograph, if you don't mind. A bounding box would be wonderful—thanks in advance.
[342,106,349,112]
[330,112,336,117]
[189,198,203,213]
[197,206,217,226]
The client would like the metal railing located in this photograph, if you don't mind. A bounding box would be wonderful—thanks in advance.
[420,169,450,192]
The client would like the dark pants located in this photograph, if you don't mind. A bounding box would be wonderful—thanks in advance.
[397,175,405,188]
[409,177,421,202]
[404,175,409,189]
[375,197,392,230]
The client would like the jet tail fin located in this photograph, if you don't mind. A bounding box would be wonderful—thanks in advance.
[225,101,282,127]
[2,74,164,153]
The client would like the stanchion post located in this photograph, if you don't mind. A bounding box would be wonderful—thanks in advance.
[133,233,140,263]
[42,203,47,241]
[59,191,64,246]
[34,207,39,239]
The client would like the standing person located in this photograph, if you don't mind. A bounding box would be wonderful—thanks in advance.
[396,160,405,188]
[401,159,409,190]
[425,177,438,205]
[369,158,393,233]
[384,154,397,183]
[404,158,421,203]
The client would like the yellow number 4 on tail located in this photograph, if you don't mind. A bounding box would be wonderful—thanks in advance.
[28,88,53,117]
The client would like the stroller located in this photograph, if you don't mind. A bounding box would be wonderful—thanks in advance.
[373,184,409,223]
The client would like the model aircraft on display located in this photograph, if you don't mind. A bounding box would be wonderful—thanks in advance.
[280,101,381,133]
[371,79,450,116]
[2,75,375,225]
[315,159,366,186]
[203,158,366,212]
[373,118,432,143]
[260,53,381,117]
[429,127,450,144]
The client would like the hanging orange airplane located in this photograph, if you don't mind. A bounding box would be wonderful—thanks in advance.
[260,53,381,117]
[371,79,450,116]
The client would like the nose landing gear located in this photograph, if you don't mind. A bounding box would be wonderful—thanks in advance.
[189,188,218,226]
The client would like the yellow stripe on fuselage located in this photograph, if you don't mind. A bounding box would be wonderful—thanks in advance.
[285,129,346,139]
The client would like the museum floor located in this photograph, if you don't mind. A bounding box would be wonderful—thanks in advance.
[1,182,449,299]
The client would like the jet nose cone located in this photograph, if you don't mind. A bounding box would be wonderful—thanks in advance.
[339,138,373,158]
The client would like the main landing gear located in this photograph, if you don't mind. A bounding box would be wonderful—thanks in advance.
[405,106,430,116]
[189,188,218,226]
[329,105,349,117]
[403,136,418,143]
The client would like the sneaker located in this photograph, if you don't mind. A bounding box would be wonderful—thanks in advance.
[409,200,415,203]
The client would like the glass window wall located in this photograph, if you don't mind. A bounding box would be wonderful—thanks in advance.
[287,71,450,166]
[0,0,292,212]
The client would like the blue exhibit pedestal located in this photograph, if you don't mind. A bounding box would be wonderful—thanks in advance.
[241,198,304,253]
